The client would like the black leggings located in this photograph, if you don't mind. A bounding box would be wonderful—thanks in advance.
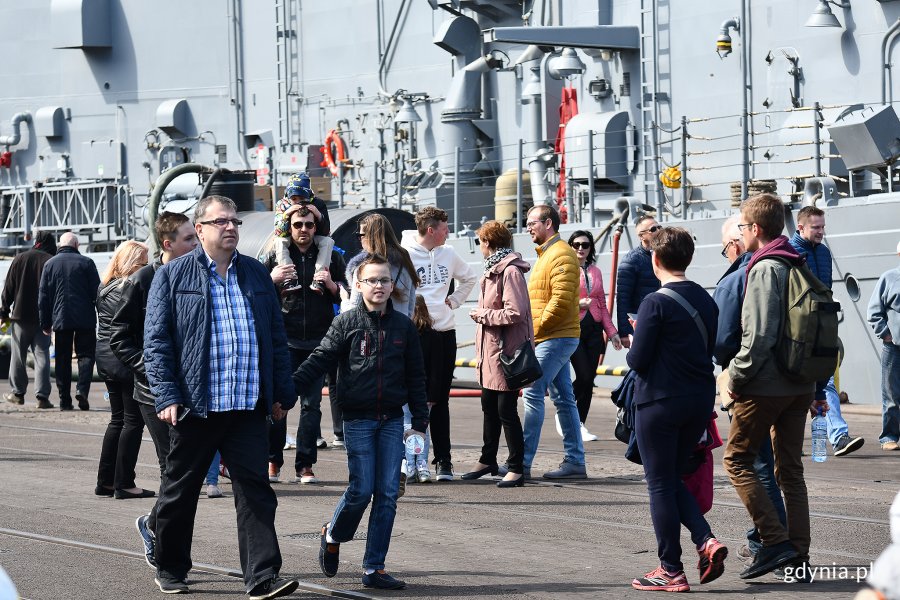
[96,379,142,490]
[570,313,606,423]
[479,388,524,474]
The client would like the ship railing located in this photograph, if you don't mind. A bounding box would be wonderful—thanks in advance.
[0,181,134,251]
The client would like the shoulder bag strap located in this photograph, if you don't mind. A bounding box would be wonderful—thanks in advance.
[656,287,709,349]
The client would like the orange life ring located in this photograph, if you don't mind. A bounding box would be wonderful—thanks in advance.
[321,129,347,177]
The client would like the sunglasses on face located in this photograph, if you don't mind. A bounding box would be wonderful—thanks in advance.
[292,221,316,230]
[638,225,661,237]
[570,242,591,250]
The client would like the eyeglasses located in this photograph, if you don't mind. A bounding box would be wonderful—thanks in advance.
[737,223,754,232]
[360,277,393,287]
[637,225,661,237]
[720,239,740,258]
[291,221,316,230]
[570,242,592,250]
[525,219,547,229]
[199,218,242,228]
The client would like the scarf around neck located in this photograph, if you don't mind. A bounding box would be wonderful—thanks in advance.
[484,247,513,272]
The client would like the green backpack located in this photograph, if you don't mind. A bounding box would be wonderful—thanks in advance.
[767,257,841,383]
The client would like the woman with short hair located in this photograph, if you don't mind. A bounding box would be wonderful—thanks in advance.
[462,220,533,487]
[626,227,727,591]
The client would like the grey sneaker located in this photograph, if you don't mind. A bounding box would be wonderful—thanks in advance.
[415,461,433,483]
[543,461,587,480]
[834,434,865,456]
[4,392,24,405]
[206,484,223,498]
[154,577,189,594]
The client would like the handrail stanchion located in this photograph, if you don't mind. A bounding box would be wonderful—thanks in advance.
[588,129,596,227]
[454,146,461,235]
[517,139,524,233]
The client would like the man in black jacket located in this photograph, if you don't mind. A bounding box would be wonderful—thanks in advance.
[1,231,56,408]
[38,232,100,410]
[615,215,661,348]
[109,212,197,565]
[264,205,346,484]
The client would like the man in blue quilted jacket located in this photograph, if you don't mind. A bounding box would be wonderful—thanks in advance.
[143,195,298,599]
[789,205,865,457]
[615,215,661,348]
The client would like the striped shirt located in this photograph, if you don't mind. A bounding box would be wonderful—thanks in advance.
[206,251,259,412]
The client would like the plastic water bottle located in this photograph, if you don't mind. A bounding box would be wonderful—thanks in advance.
[404,433,425,456]
[811,407,828,463]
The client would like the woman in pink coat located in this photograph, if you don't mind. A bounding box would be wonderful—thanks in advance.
[567,230,622,442]
[462,221,533,488]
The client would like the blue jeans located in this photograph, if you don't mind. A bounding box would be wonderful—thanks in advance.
[523,337,583,468]
[744,436,787,554]
[823,376,849,447]
[328,417,403,571]
[880,342,900,444]
[205,451,221,485]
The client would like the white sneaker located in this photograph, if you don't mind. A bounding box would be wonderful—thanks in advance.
[283,434,297,450]
[415,461,433,483]
[206,484,223,498]
[580,423,598,442]
[316,437,327,449]
[332,438,345,448]
[555,414,563,437]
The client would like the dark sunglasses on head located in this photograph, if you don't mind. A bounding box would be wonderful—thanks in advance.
[570,242,592,250]
[291,221,316,230]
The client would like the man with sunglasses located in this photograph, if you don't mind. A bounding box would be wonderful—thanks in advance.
[264,205,347,485]
[143,195,299,599]
[615,215,661,348]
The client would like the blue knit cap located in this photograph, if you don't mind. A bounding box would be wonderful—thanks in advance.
[285,173,313,200]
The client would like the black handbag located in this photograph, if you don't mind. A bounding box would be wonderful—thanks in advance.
[491,263,542,389]
[499,335,543,390]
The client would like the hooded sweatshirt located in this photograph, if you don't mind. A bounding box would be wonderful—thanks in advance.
[729,235,813,397]
[401,231,477,332]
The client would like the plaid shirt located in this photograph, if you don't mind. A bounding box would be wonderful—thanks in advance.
[206,251,259,412]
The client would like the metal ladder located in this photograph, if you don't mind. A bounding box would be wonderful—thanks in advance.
[639,0,663,216]
[274,0,300,153]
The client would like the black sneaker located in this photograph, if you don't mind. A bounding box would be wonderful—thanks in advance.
[248,576,299,600]
[60,403,74,411]
[76,394,90,411]
[834,434,865,457]
[776,559,813,583]
[435,460,454,481]
[154,577,189,594]
[318,523,339,577]
[135,514,157,569]
[739,541,798,579]
[362,570,406,590]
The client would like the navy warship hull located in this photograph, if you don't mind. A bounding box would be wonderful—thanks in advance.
[2,0,899,404]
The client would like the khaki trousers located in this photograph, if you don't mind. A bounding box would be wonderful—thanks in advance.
[723,392,813,556]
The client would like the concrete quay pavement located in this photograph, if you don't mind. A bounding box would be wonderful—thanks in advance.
[0,380,895,599]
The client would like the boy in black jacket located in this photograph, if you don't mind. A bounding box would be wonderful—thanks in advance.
[294,253,427,590]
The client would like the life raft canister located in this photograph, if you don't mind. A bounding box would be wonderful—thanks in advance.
[321,129,347,177]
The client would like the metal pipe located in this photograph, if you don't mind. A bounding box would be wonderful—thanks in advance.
[373,161,379,209]
[516,139,524,234]
[338,160,345,208]
[681,115,688,216]
[742,0,753,183]
[0,112,32,147]
[146,163,211,254]
[881,18,900,105]
[565,168,575,221]
[813,102,822,177]
[588,129,595,227]
[454,146,461,234]
[607,220,624,316]
[229,0,249,169]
